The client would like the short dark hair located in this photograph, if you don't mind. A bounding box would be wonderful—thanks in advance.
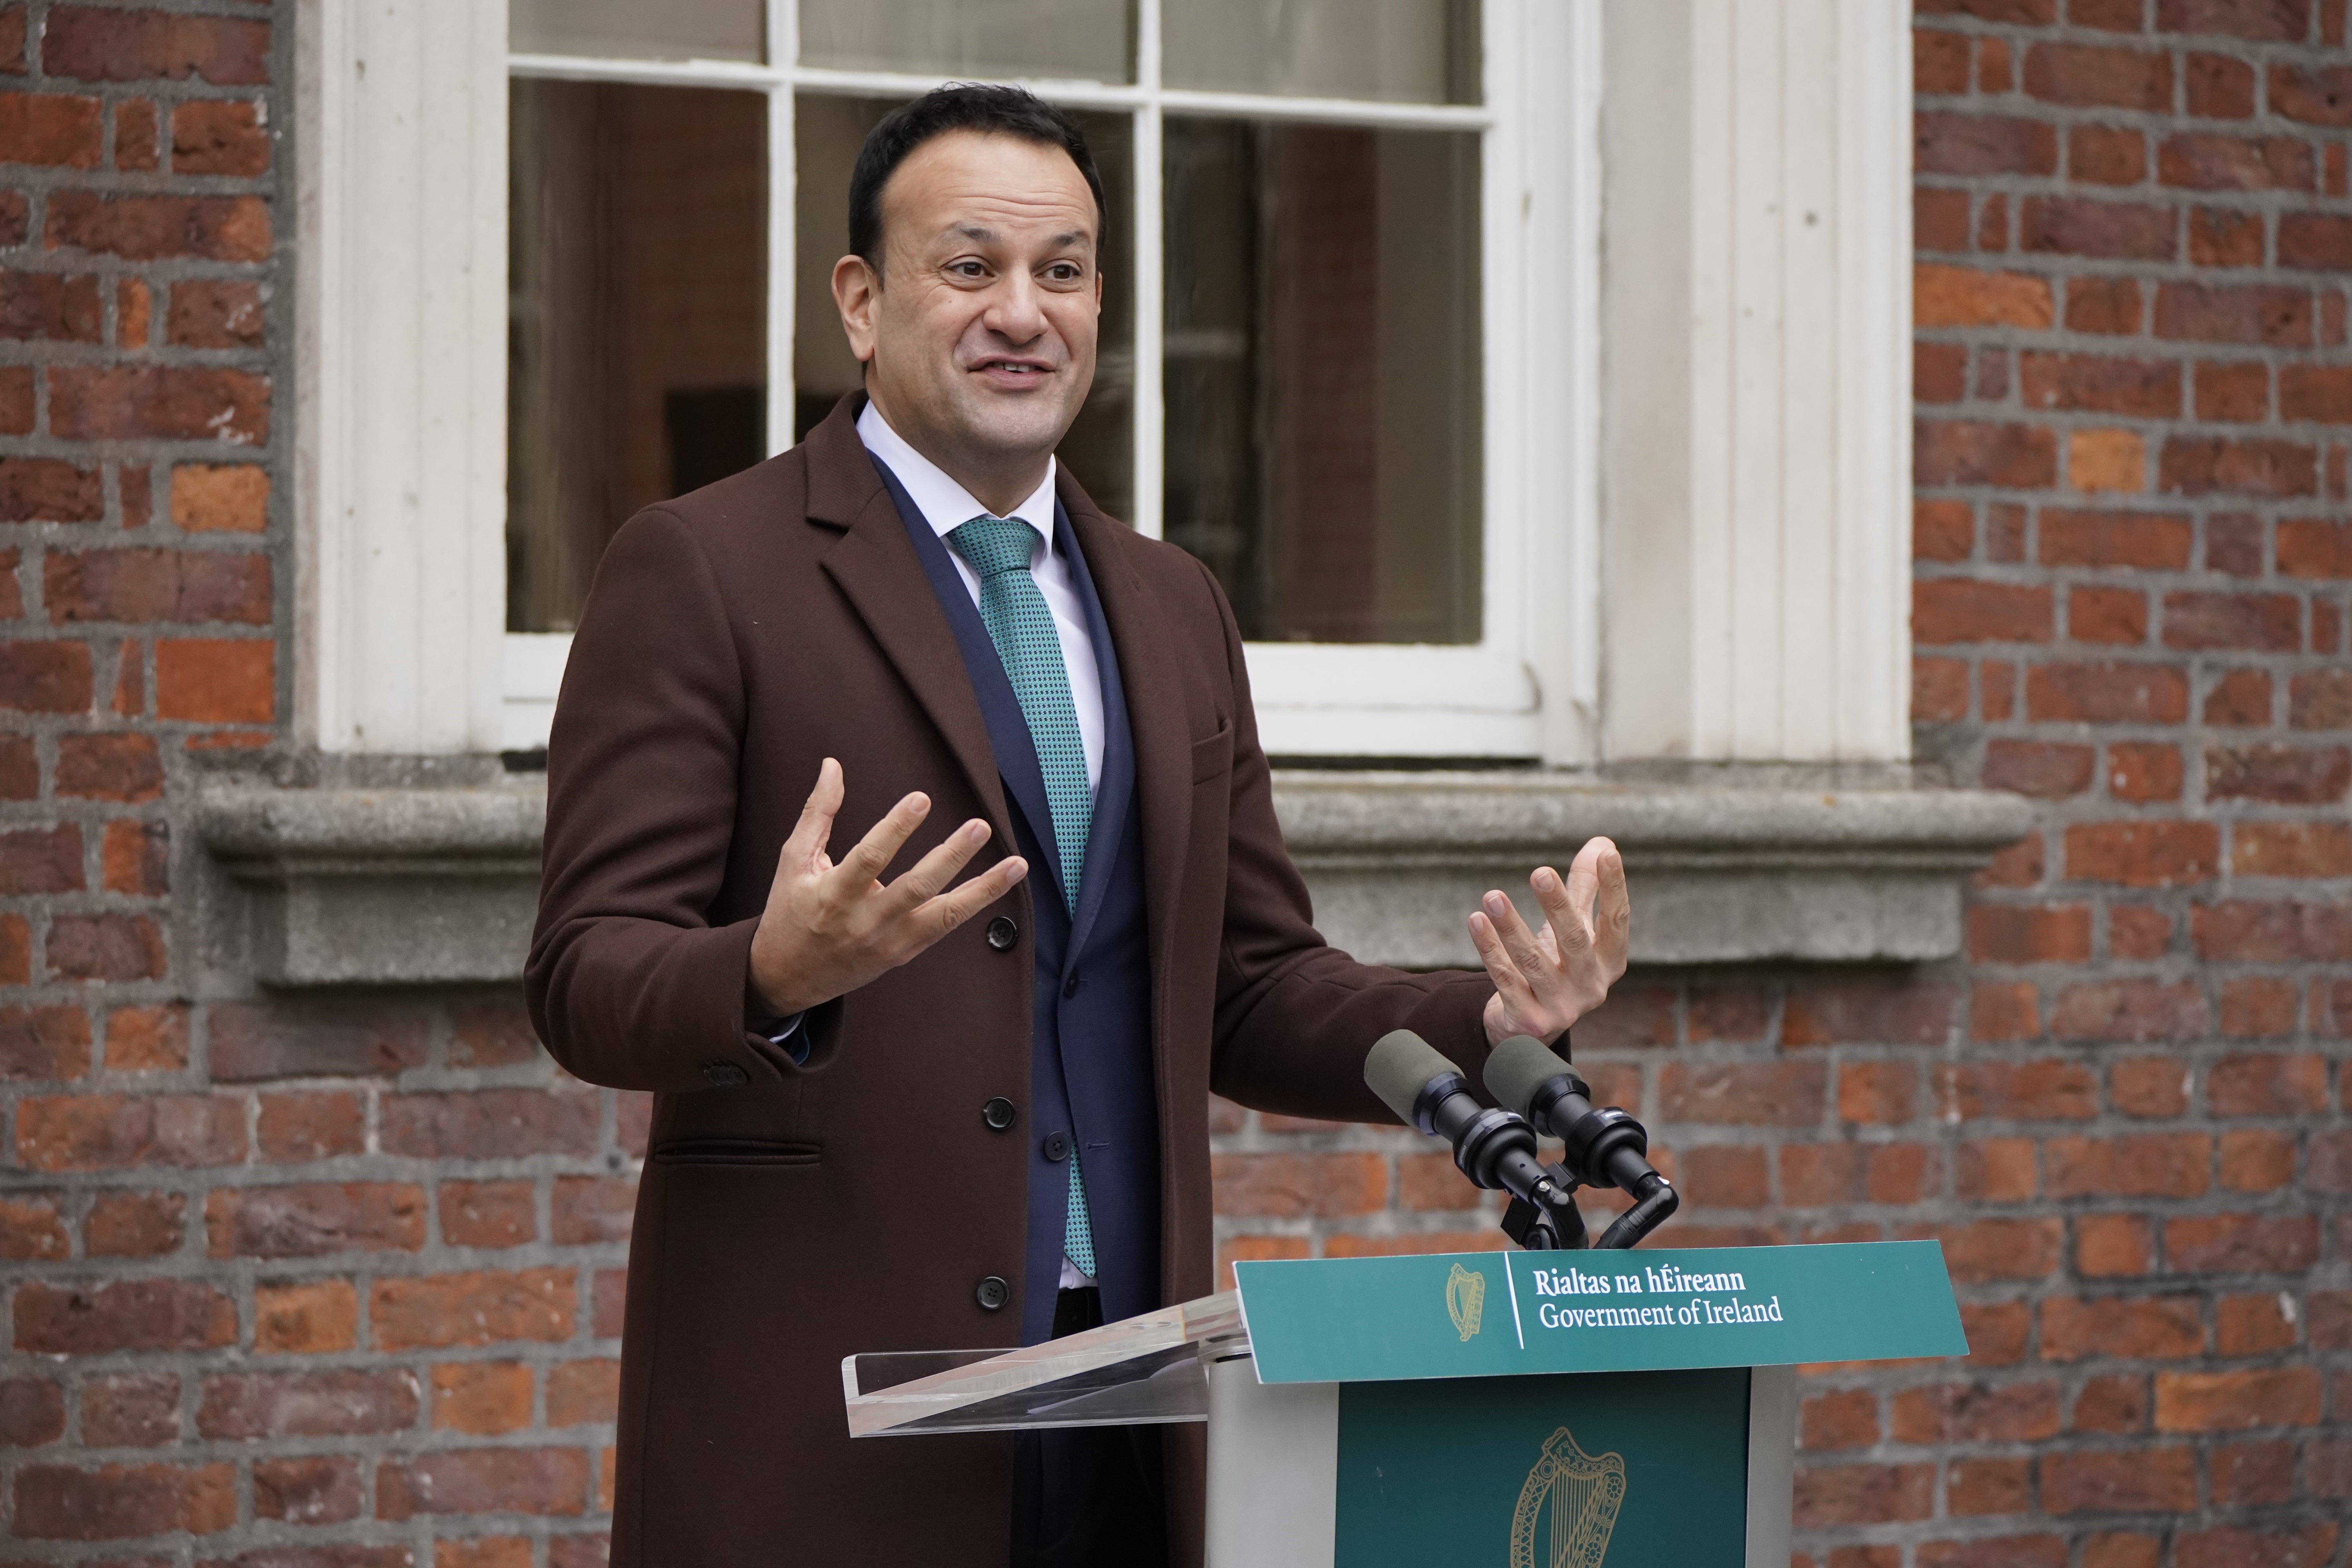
[848,84,1107,275]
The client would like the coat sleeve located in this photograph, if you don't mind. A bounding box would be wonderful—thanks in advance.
[526,507,828,1093]
[1195,559,1501,1126]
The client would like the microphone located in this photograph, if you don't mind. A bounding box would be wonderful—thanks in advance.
[1364,1031,1581,1244]
[1483,1035,1679,1249]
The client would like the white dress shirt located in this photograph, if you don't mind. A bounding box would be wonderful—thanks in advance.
[857,402,1105,791]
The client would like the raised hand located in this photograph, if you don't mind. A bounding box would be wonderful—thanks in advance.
[1468,836,1631,1047]
[748,759,1028,1017]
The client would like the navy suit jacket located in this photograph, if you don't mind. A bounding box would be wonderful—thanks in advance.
[873,458,1161,1344]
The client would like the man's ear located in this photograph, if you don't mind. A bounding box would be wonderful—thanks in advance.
[832,253,881,365]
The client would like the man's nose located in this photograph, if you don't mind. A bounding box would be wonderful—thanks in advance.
[980,270,1049,343]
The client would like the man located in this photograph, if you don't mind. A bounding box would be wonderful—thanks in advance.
[528,85,1629,1568]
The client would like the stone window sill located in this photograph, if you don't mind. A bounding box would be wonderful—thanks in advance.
[198,771,2032,988]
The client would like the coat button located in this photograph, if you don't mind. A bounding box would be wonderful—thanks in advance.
[986,916,1018,951]
[1062,971,1083,999]
[702,1062,748,1087]
[1043,1131,1070,1162]
[976,1276,1010,1311]
[982,1097,1016,1131]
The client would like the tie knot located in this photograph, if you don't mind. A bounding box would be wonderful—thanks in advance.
[947,515,1042,579]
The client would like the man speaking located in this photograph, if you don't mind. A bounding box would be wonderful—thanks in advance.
[528,85,1629,1568]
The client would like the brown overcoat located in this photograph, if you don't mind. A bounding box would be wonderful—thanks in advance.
[527,394,1493,1565]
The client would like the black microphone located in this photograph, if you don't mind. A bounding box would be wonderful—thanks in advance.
[1364,1031,1580,1236]
[1483,1035,1679,1249]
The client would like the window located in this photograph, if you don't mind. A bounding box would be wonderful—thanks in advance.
[501,0,1586,758]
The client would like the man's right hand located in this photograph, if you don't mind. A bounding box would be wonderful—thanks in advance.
[748,759,1028,1018]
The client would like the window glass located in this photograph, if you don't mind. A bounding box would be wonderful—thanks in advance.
[793,96,1135,524]
[798,0,1133,85]
[510,0,762,64]
[507,81,768,633]
[1163,118,1481,644]
[1164,0,1478,105]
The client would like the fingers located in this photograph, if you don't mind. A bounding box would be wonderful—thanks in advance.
[1481,891,1553,983]
[830,789,933,890]
[881,818,993,909]
[915,853,1031,940]
[1590,837,1631,972]
[781,758,845,866]
[1468,909,1537,1015]
[1532,865,1595,959]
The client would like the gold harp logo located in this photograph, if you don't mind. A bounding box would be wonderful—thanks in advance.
[1445,1263,1485,1341]
[1508,1426,1627,1568]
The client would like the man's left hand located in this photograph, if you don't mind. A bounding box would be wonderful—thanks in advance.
[1470,837,1630,1047]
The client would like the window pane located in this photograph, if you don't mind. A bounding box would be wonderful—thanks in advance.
[511,0,762,63]
[1164,0,1478,105]
[793,95,1135,524]
[799,0,1133,84]
[507,81,768,634]
[1163,118,1480,645]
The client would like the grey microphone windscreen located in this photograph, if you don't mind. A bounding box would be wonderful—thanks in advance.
[1363,1030,1460,1124]
[1483,1034,1570,1120]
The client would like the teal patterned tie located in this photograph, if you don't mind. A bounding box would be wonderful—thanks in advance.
[947,514,1098,1280]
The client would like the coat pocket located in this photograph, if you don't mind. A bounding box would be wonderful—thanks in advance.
[650,1138,821,1168]
[1190,717,1233,784]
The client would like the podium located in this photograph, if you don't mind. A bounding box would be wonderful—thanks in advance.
[845,1240,1964,1566]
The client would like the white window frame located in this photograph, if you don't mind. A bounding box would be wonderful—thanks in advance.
[496,0,1601,760]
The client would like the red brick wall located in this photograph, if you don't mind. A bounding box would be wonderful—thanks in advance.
[5,2,2349,1566]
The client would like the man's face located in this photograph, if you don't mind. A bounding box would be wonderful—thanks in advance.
[835,130,1101,485]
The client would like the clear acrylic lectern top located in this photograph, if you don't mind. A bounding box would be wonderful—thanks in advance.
[842,1291,1247,1437]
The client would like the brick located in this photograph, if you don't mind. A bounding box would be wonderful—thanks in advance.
[2158,0,2312,36]
[1913,500,1973,562]
[1971,982,2040,1041]
[444,1540,534,1568]
[8,447,106,527]
[205,1183,426,1258]
[41,7,270,85]
[2071,125,2146,185]
[209,997,429,1080]
[1939,1059,2098,1120]
[0,1193,69,1259]
[2218,1128,2295,1192]
[171,464,270,532]
[2195,360,2268,422]
[2205,667,2273,724]
[1983,740,2094,798]
[2176,1525,2339,1568]
[0,641,93,712]
[11,1461,234,1539]
[2073,1375,2152,1433]
[1970,905,2091,965]
[2279,214,2352,272]
[551,1176,637,1245]
[2160,133,2316,191]
[172,100,269,177]
[546,1359,620,1428]
[2043,1446,2197,1512]
[55,733,162,801]
[13,1279,236,1354]
[169,281,265,350]
[45,549,272,626]
[2188,205,2263,267]
[377,1448,590,1520]
[1835,1062,1918,1127]
[2050,980,2210,1042]
[2210,1436,2298,1501]
[2026,42,2172,107]
[86,1190,185,1257]
[2029,662,2188,724]
[2279,517,2352,576]
[2207,1053,2329,1114]
[2269,63,2352,127]
[1783,979,1956,1047]
[83,1373,180,1447]
[16,1094,243,1171]
[1918,1538,2064,1568]
[1917,421,2059,487]
[552,1539,610,1568]
[254,1279,357,1354]
[255,1455,362,1525]
[0,1005,93,1081]
[1960,1300,2032,1366]
[1802,1389,1879,1450]
[1918,0,2056,18]
[2164,592,2296,653]
[0,93,102,168]
[371,1270,575,1351]
[105,1004,187,1072]
[2021,197,2176,262]
[2234,822,2352,876]
[1916,341,1966,403]
[2194,900,2352,961]
[2186,51,2257,116]
[2105,742,2180,801]
[0,823,83,894]
[0,362,27,430]
[2165,1213,2319,1272]
[2154,1367,2321,1432]
[98,815,164,892]
[1909,1218,2062,1281]
[2205,513,2264,575]
[1917,187,1971,252]
[1792,1463,1934,1526]
[2219,977,2299,1039]
[155,638,273,722]
[1915,657,1967,720]
[2156,283,2314,348]
[0,270,102,341]
[38,908,157,978]
[1955,1136,2036,1200]
[45,193,269,263]
[113,95,156,171]
[1896,1381,2060,1445]
[0,911,27,984]
[2069,430,2145,493]
[1948,1455,2031,1515]
[1915,581,2052,645]
[0,733,34,798]
[1657,1061,1827,1126]
[0,1378,66,1446]
[382,1089,599,1159]
[2063,820,2217,884]
[2039,509,2191,569]
[431,1362,532,1436]
[2067,276,2143,334]
[2206,742,2349,802]
[441,1180,537,1249]
[257,1092,365,1161]
[1210,1153,1385,1217]
[1916,113,2058,177]
[2161,436,2318,497]
[2112,1058,2184,1119]
[2046,1133,2210,1197]
[2021,354,2180,418]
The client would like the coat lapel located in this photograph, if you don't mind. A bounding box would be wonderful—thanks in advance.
[806,398,1015,848]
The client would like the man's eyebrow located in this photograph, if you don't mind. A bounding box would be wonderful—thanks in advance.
[947,223,999,243]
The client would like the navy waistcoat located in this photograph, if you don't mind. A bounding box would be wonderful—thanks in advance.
[871,459,1162,1345]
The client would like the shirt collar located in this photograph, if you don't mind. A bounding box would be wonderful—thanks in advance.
[856,400,1058,559]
